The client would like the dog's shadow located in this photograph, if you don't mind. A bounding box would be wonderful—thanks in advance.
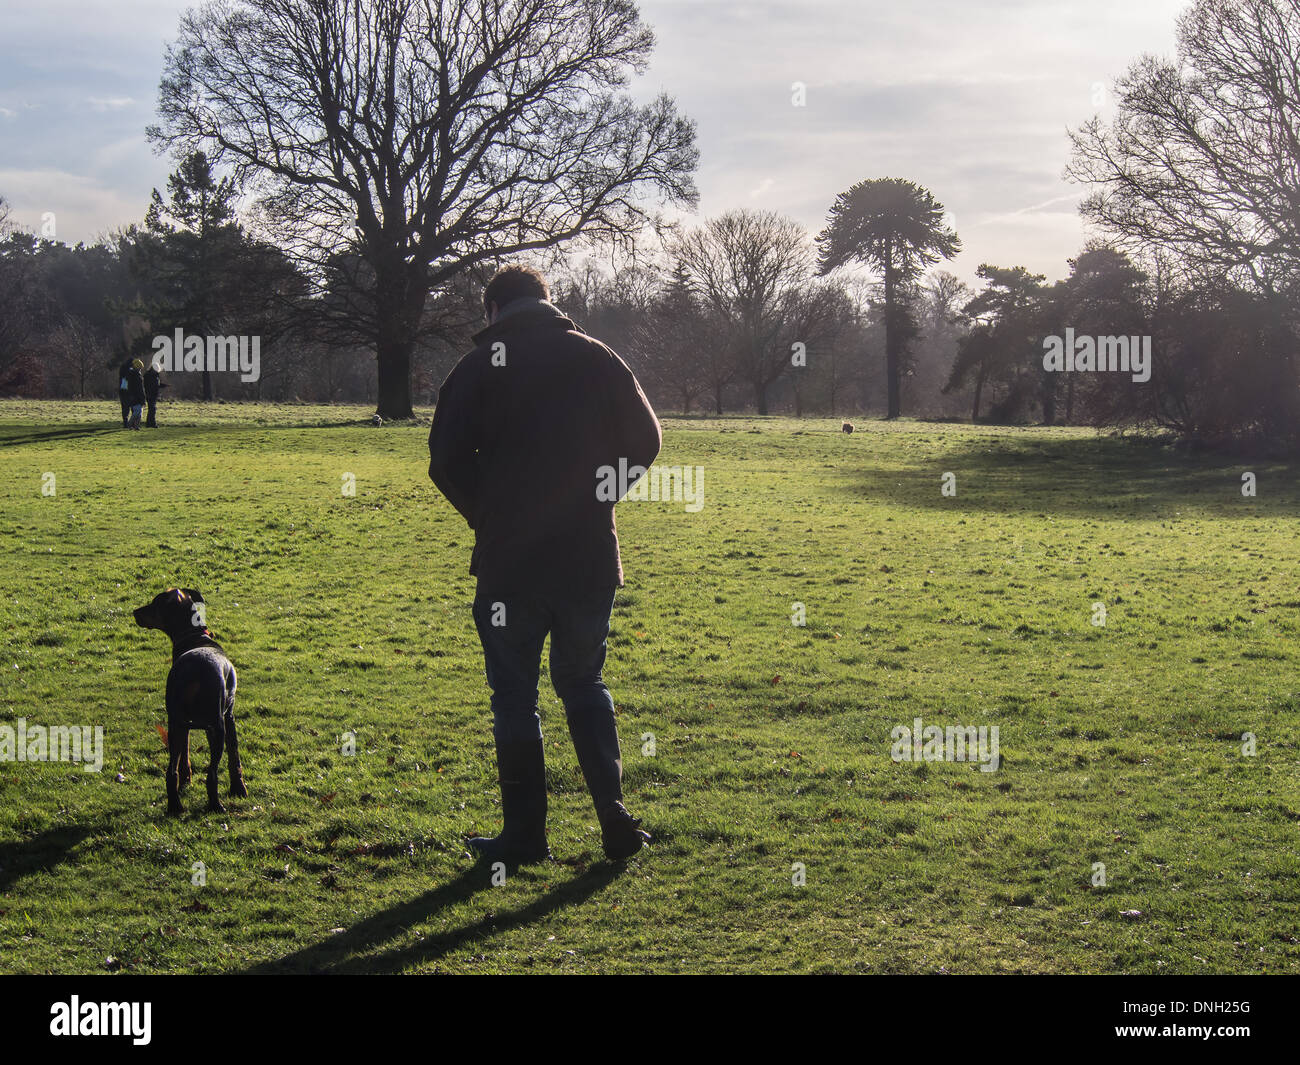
[238,859,624,974]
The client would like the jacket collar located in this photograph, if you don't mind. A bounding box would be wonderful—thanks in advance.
[472,298,576,345]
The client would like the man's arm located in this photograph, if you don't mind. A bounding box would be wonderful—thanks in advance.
[606,348,662,480]
[427,360,481,526]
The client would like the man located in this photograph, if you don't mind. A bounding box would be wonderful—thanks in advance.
[428,264,661,864]
[124,358,147,430]
[144,362,166,428]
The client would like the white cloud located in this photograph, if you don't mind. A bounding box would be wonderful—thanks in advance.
[87,96,135,111]
[0,168,145,242]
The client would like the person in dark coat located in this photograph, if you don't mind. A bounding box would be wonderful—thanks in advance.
[124,358,146,430]
[144,364,166,428]
[428,264,662,864]
[117,358,134,427]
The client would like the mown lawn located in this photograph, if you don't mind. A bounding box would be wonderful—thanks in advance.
[0,399,1297,973]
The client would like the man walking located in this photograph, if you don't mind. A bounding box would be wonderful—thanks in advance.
[428,264,661,864]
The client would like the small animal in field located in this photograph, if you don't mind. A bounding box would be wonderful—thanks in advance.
[841,421,855,434]
[370,413,383,426]
[133,588,247,815]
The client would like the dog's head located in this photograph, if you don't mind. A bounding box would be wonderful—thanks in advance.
[134,588,208,639]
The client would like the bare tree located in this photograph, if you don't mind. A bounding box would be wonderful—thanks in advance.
[150,0,699,418]
[671,210,820,415]
[1068,0,1300,291]
[49,314,107,398]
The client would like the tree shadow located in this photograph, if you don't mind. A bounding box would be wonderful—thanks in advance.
[0,823,95,894]
[834,434,1300,520]
[239,859,624,974]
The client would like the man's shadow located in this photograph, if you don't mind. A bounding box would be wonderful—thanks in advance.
[240,859,623,974]
[0,823,96,894]
[0,424,120,447]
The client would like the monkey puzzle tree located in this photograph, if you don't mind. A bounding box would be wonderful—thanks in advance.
[149,0,699,419]
[816,178,960,418]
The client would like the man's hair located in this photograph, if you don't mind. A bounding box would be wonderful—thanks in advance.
[483,264,549,315]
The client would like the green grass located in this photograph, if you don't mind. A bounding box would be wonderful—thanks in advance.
[1,399,1298,973]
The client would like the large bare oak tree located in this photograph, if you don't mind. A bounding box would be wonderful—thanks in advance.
[149,0,698,417]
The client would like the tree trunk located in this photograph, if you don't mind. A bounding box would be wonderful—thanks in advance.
[881,246,899,419]
[714,384,724,415]
[376,338,414,419]
[375,266,415,420]
[755,379,768,415]
[972,367,985,421]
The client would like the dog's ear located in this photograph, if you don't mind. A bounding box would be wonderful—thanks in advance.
[181,588,204,604]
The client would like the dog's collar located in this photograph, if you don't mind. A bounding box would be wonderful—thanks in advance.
[172,630,223,662]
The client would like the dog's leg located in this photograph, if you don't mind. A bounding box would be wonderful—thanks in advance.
[225,710,247,798]
[205,724,226,813]
[179,729,192,793]
[166,722,184,816]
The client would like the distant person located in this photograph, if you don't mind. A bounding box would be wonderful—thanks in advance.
[117,358,134,427]
[124,358,146,430]
[428,264,661,864]
[144,363,166,428]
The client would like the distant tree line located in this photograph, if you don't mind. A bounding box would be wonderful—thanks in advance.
[0,0,1296,454]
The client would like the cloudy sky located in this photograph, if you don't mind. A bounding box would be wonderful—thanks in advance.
[0,0,1187,284]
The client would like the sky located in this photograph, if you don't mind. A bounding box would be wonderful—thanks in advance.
[0,0,1189,286]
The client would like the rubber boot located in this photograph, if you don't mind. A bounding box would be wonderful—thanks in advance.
[598,800,650,861]
[565,699,649,860]
[469,736,551,865]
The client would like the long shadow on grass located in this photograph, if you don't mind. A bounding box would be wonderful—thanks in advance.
[240,860,622,974]
[0,424,123,447]
[0,419,385,449]
[837,434,1299,519]
[0,823,94,893]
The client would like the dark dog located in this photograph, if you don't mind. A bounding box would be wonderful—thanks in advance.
[134,588,247,815]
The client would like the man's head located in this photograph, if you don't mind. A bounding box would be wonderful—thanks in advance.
[483,264,549,323]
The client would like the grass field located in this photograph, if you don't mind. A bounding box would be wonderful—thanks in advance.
[1,399,1297,974]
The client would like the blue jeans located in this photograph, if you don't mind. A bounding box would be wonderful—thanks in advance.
[471,584,624,808]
